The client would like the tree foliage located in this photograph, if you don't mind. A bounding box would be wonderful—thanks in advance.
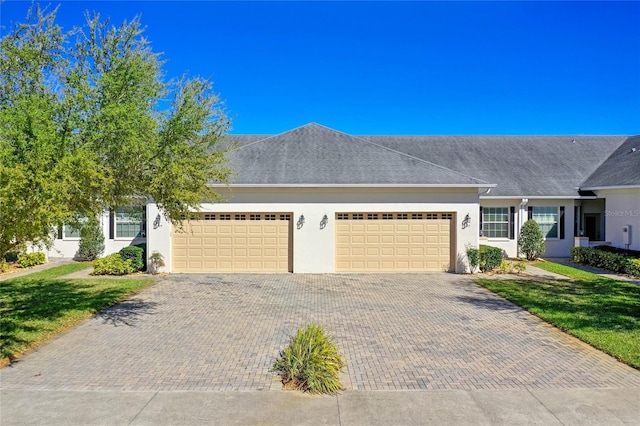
[0,5,231,258]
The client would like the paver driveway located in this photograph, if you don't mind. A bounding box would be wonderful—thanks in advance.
[2,273,640,391]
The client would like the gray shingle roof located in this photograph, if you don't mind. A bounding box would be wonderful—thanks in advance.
[222,123,633,195]
[363,135,628,197]
[580,136,640,189]
[225,123,490,186]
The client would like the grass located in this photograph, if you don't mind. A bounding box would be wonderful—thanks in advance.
[0,263,155,367]
[475,262,640,369]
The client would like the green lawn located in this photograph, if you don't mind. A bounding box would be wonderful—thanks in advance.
[0,263,155,366]
[475,262,640,369]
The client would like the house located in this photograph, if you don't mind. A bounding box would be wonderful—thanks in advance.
[48,123,640,273]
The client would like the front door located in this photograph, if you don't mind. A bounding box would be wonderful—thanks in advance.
[584,214,601,241]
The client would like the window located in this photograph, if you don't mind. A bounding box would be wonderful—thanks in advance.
[441,213,453,220]
[397,213,408,220]
[235,214,246,220]
[367,213,379,220]
[265,214,276,221]
[204,214,216,220]
[426,213,438,220]
[412,213,423,220]
[250,214,261,220]
[337,213,348,220]
[533,207,559,239]
[63,217,88,239]
[279,214,291,221]
[116,208,146,238]
[482,207,509,238]
[219,214,231,220]
[352,213,364,220]
[382,213,393,220]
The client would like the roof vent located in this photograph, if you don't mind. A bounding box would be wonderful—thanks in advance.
[571,138,577,143]
[632,147,638,153]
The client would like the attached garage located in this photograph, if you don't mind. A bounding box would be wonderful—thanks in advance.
[172,213,292,272]
[335,212,454,272]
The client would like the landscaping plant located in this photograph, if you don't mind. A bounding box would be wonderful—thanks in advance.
[466,246,480,272]
[518,220,545,260]
[272,323,345,395]
[119,246,144,271]
[77,219,105,261]
[92,253,135,276]
[148,251,165,274]
[479,245,503,272]
[16,252,46,268]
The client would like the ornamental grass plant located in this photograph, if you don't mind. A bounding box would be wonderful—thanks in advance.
[272,323,345,395]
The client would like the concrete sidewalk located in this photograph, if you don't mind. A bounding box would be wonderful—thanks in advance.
[0,257,74,282]
[2,388,639,425]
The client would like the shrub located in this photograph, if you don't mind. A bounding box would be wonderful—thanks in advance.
[1,259,10,273]
[518,220,545,260]
[148,251,165,274]
[92,253,134,276]
[479,245,503,272]
[513,260,527,274]
[119,246,144,271]
[272,324,345,395]
[17,252,46,268]
[594,245,640,259]
[77,219,105,261]
[571,246,635,275]
[626,259,640,277]
[466,246,480,272]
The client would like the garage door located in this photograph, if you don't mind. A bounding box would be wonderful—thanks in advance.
[336,212,453,272]
[172,213,292,272]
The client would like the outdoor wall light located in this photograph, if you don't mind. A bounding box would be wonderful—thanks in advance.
[297,214,305,230]
[153,213,162,229]
[320,214,329,230]
[462,213,471,229]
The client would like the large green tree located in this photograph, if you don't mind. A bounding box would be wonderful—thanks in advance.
[0,5,231,258]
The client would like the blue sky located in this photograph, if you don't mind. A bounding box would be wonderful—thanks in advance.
[2,1,640,135]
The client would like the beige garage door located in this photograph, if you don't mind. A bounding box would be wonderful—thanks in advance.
[336,212,453,272]
[172,213,292,272]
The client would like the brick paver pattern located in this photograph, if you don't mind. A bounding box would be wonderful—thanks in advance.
[2,273,640,391]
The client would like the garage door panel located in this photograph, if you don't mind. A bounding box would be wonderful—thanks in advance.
[336,214,452,272]
[172,215,292,272]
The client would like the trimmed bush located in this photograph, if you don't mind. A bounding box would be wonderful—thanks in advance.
[479,244,503,272]
[518,220,546,260]
[0,260,8,273]
[17,252,46,268]
[466,246,480,272]
[77,219,105,261]
[570,246,640,277]
[92,253,134,276]
[119,246,144,271]
[594,245,640,259]
[272,324,345,395]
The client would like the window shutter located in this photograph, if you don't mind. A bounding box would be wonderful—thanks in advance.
[109,210,115,240]
[142,205,147,237]
[527,206,533,221]
[560,206,565,239]
[509,207,515,240]
[479,206,483,236]
[57,225,63,240]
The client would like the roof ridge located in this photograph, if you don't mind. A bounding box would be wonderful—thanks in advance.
[227,123,320,152]
[349,133,493,186]
[579,135,638,188]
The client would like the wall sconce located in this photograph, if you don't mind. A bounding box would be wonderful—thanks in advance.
[297,214,305,230]
[462,213,471,229]
[153,213,162,229]
[320,214,329,230]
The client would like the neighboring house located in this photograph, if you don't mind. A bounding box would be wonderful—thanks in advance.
[49,123,640,273]
[48,207,146,259]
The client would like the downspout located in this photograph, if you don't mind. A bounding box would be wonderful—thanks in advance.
[518,198,529,256]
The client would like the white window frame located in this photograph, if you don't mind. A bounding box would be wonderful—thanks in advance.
[532,206,559,239]
[482,207,509,239]
[115,207,146,239]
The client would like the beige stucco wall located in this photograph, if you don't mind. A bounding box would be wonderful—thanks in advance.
[149,187,481,273]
